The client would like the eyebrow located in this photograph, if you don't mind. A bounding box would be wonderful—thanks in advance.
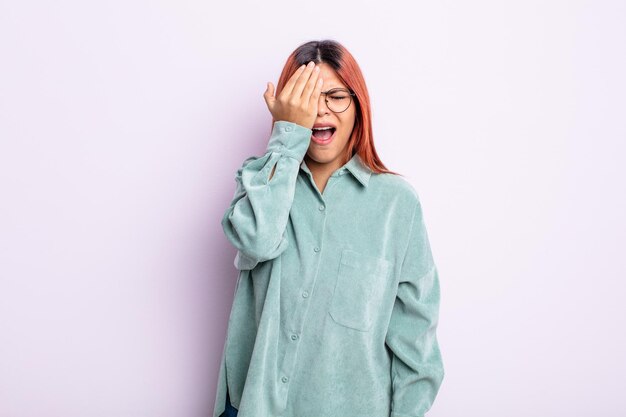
[322,87,349,93]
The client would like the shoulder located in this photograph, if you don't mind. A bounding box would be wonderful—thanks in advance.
[369,172,422,209]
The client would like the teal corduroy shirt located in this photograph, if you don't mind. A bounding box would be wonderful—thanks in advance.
[214,120,444,417]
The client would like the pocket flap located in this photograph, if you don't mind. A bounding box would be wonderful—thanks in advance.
[340,249,390,273]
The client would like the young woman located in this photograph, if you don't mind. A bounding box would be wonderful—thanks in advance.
[214,39,444,417]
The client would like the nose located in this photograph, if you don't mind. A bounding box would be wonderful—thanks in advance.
[317,95,330,115]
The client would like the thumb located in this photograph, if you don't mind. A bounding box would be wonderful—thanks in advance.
[264,82,275,101]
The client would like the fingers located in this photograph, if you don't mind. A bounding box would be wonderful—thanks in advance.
[266,61,323,127]
[280,64,307,98]
[291,61,317,99]
[301,65,321,103]
[311,75,324,108]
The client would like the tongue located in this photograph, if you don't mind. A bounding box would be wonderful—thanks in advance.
[313,129,333,140]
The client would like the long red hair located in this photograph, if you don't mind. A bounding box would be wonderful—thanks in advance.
[270,39,400,176]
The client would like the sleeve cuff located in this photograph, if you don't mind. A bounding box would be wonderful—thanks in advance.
[266,120,312,161]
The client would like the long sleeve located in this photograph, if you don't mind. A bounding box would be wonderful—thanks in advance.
[221,120,312,271]
[385,198,445,417]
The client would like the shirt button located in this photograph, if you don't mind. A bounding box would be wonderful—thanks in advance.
[282,376,289,383]
[291,334,298,340]
[302,290,309,298]
[314,247,320,252]
[318,205,325,211]
[285,126,292,132]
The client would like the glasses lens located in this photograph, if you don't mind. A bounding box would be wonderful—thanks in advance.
[326,89,352,113]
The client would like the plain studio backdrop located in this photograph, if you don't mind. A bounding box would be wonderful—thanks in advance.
[1,1,625,416]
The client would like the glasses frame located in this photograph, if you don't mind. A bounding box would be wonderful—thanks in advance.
[320,88,356,113]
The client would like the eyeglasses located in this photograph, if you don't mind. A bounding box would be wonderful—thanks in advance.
[320,88,356,113]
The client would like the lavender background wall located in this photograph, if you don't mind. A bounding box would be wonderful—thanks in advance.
[1,1,625,416]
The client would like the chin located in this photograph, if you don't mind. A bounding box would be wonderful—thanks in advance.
[306,152,338,164]
[307,138,348,163]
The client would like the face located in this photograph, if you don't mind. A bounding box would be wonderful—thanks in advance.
[305,62,356,171]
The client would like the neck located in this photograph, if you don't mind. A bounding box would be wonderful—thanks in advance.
[303,154,346,194]
[304,154,345,178]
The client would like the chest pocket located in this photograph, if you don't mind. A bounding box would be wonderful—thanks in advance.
[328,249,391,332]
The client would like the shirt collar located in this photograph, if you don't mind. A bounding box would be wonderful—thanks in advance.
[300,153,372,187]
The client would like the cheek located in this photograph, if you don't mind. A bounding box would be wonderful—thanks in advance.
[337,115,354,130]
[334,128,351,149]
[337,119,355,140]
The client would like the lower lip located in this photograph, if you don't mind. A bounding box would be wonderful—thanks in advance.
[311,129,336,146]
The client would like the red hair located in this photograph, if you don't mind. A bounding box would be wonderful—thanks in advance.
[271,39,400,176]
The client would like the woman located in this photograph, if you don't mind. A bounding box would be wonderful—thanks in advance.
[214,39,444,417]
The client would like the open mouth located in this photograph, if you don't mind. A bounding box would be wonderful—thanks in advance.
[311,127,336,145]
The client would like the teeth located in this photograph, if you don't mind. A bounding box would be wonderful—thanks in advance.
[313,126,334,130]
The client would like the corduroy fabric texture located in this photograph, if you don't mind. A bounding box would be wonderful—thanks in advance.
[213,120,444,417]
